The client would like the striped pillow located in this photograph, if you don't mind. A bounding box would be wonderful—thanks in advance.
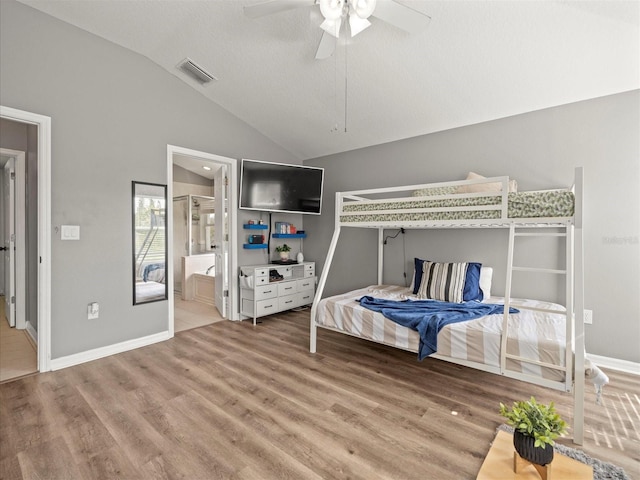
[417,261,469,303]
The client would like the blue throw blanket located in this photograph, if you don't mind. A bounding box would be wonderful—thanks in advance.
[358,296,519,360]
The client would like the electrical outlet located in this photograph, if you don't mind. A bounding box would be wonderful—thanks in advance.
[584,309,593,325]
[88,302,99,320]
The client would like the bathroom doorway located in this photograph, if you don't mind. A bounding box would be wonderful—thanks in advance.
[167,145,238,336]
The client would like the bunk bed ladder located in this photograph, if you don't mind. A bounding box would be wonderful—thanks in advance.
[135,226,159,276]
[500,170,585,445]
[500,223,575,392]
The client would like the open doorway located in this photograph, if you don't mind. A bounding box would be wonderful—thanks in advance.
[0,106,52,378]
[0,147,33,382]
[167,145,238,336]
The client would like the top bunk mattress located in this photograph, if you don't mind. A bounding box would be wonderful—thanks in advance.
[340,189,574,224]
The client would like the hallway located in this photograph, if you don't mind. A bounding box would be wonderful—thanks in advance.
[0,296,37,383]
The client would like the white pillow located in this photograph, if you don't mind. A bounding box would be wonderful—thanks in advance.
[457,172,517,194]
[479,267,493,300]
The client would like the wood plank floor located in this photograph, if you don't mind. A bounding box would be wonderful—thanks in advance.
[1,309,638,479]
[174,294,224,333]
[0,297,37,383]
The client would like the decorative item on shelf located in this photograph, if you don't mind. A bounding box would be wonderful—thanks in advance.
[499,397,568,468]
[275,243,291,261]
[296,251,304,263]
[248,234,265,244]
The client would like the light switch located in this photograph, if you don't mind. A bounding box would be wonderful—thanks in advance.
[61,225,80,240]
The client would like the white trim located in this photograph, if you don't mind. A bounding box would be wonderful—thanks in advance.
[166,153,175,338]
[0,106,52,373]
[50,331,171,371]
[25,320,37,344]
[588,354,640,376]
[14,150,26,330]
[167,145,240,330]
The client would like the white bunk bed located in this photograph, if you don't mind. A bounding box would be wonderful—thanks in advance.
[310,167,603,445]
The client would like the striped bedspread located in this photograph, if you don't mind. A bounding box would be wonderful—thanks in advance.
[316,285,571,382]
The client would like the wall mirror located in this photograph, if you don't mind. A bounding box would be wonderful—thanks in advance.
[132,181,168,305]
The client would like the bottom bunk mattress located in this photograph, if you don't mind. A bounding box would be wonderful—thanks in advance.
[316,285,591,384]
[135,281,166,302]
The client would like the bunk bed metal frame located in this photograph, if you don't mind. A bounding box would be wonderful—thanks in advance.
[310,167,586,444]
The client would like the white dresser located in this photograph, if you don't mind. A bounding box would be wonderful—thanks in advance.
[239,262,315,325]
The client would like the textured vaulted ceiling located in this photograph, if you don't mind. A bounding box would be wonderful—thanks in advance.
[17,0,640,160]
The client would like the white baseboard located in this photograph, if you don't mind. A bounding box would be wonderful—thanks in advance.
[50,331,171,371]
[26,321,37,344]
[588,354,640,376]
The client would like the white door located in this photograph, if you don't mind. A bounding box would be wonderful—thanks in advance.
[214,165,228,318]
[3,158,15,326]
[2,152,26,329]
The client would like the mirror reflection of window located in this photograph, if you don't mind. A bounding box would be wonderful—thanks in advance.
[132,181,167,305]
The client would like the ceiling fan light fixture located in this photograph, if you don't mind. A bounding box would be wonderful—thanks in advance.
[350,0,376,19]
[319,0,345,20]
[320,17,342,38]
[348,14,371,37]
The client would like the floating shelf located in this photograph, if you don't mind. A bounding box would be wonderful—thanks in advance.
[243,243,267,249]
[272,233,307,239]
[243,224,268,230]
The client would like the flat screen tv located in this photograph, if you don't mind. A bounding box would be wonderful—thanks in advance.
[239,159,324,215]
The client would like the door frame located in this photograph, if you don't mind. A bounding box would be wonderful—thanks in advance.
[166,144,239,337]
[0,105,52,373]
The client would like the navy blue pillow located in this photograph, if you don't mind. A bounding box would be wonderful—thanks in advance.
[463,262,483,302]
[412,257,483,302]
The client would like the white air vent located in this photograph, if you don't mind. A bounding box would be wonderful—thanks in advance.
[178,57,217,84]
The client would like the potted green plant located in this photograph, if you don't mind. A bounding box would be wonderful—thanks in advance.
[499,396,568,466]
[276,243,291,260]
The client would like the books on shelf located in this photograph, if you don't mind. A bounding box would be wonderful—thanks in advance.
[275,222,297,234]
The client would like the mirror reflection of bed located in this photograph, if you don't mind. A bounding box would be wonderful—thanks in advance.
[174,254,223,332]
[135,263,167,303]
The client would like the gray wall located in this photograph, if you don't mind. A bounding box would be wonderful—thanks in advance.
[173,164,213,187]
[0,0,298,359]
[304,90,640,363]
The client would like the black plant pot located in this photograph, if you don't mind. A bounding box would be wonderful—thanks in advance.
[513,430,554,466]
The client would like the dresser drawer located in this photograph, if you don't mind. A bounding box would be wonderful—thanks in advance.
[296,291,314,306]
[241,297,278,317]
[296,278,314,292]
[254,276,268,285]
[277,281,297,296]
[278,294,297,311]
[254,268,269,277]
[255,298,279,317]
[304,264,315,278]
[249,284,277,301]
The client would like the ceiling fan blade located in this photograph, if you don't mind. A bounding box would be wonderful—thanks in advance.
[372,0,431,34]
[315,30,336,59]
[243,0,314,19]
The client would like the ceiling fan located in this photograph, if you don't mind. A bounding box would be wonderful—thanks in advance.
[244,0,431,60]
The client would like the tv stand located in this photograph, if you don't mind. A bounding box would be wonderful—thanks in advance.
[239,262,315,325]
